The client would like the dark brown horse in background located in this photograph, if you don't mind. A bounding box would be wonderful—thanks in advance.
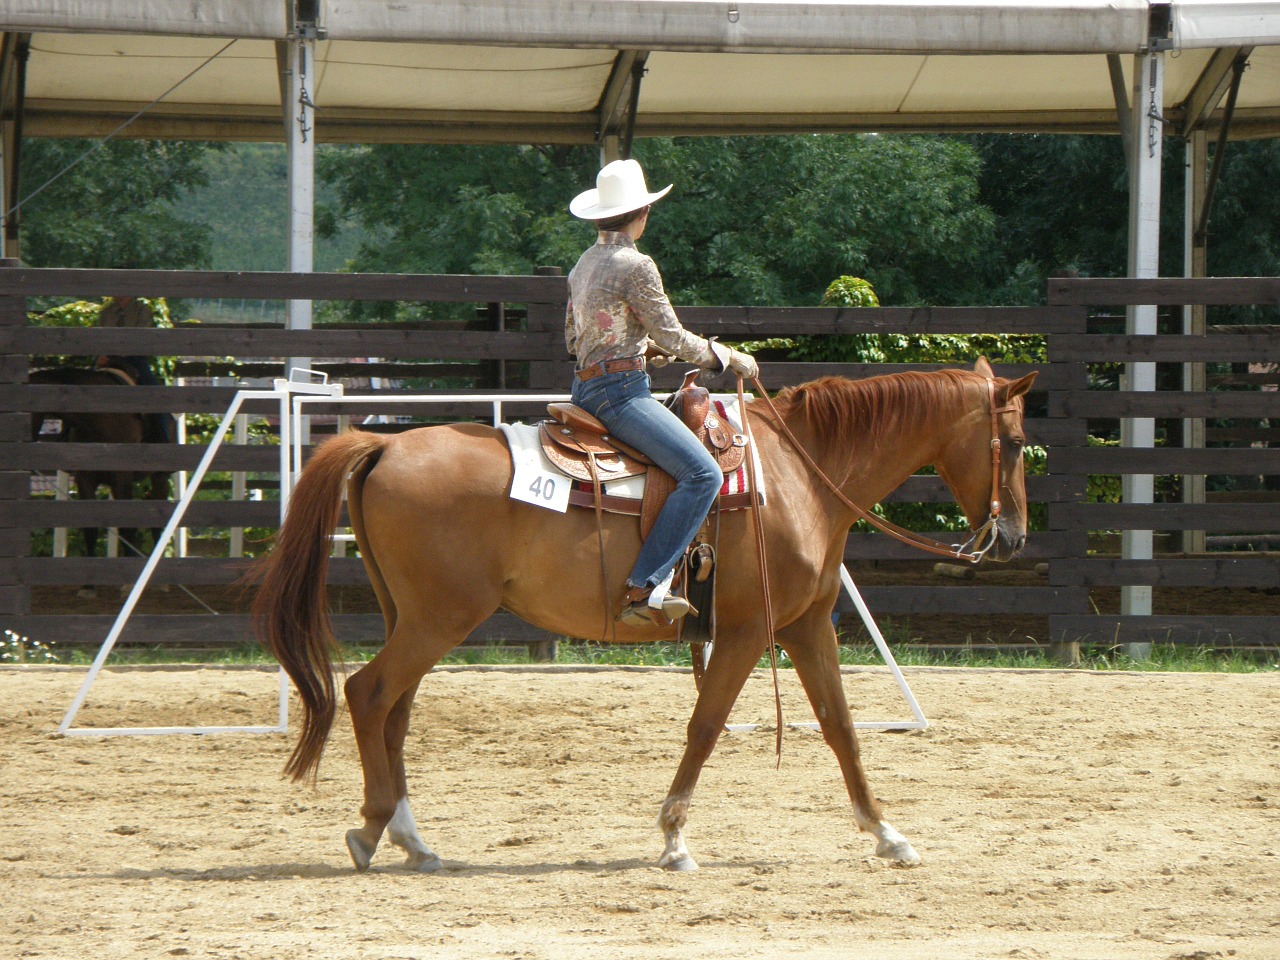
[30,366,173,567]
[254,359,1037,873]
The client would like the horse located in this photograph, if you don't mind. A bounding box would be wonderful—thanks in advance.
[252,357,1037,873]
[29,366,173,567]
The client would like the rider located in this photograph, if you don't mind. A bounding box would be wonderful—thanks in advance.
[566,159,758,626]
[95,296,175,444]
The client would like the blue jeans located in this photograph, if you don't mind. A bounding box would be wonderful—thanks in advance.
[571,369,721,590]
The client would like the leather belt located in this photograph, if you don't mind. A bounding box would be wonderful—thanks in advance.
[575,355,645,382]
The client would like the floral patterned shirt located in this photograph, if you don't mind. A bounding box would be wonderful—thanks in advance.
[565,232,716,371]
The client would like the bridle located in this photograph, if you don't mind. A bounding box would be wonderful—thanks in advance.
[750,374,1020,564]
[949,377,1021,562]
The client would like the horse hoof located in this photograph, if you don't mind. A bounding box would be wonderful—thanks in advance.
[345,829,375,872]
[405,852,443,873]
[76,586,97,600]
[658,852,699,872]
[875,837,922,866]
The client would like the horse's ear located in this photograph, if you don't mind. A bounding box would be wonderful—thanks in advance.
[999,371,1039,404]
[974,357,995,379]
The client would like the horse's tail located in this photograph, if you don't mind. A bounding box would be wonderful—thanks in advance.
[250,430,388,783]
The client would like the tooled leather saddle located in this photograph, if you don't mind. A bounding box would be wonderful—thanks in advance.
[539,370,750,537]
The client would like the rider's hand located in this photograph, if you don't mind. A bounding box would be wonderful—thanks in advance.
[644,345,676,368]
[725,348,759,380]
[707,340,759,380]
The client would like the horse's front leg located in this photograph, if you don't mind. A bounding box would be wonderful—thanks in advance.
[658,633,766,871]
[779,604,921,865]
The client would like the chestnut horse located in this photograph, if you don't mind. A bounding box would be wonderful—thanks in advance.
[253,358,1037,873]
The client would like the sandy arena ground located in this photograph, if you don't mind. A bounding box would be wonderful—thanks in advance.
[2,663,1277,960]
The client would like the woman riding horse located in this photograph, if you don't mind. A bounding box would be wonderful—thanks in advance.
[566,159,758,626]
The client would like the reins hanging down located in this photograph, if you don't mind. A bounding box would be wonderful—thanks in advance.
[734,370,1016,760]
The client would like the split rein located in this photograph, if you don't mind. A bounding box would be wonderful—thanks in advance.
[734,371,1017,761]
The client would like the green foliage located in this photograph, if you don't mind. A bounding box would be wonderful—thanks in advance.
[178,143,372,273]
[27,299,102,329]
[821,276,880,308]
[28,298,176,379]
[316,143,594,320]
[19,139,219,270]
[315,135,1001,317]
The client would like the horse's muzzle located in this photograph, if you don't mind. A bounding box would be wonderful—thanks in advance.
[989,524,1026,563]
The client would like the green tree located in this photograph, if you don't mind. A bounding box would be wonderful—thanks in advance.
[17,139,219,269]
[318,135,999,315]
[636,135,996,307]
[967,133,1280,314]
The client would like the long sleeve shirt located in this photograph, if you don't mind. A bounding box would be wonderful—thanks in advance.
[565,232,716,371]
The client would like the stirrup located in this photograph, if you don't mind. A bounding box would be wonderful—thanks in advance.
[618,593,692,627]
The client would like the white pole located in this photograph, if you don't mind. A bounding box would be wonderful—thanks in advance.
[230,413,248,558]
[285,31,315,445]
[53,469,68,558]
[1183,132,1208,555]
[1120,49,1164,658]
[58,393,249,734]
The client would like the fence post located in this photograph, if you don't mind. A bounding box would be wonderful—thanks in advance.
[526,266,566,391]
[1047,295,1089,666]
[0,258,31,625]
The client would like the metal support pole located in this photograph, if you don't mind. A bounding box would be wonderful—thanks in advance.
[284,29,316,444]
[1120,49,1164,657]
[1183,131,1208,555]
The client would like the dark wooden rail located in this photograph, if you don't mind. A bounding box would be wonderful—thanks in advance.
[4,264,1278,656]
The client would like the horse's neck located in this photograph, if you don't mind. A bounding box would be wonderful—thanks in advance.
[771,388,959,513]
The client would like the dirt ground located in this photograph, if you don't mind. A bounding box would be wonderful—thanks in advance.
[3,664,1277,960]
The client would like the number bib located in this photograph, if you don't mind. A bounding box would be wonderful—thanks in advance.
[509,453,572,512]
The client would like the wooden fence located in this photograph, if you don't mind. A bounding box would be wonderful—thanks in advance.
[1,263,1276,657]
[1044,276,1280,648]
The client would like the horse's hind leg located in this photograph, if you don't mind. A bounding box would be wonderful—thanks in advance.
[382,680,443,872]
[658,633,767,871]
[780,604,921,865]
[342,617,467,872]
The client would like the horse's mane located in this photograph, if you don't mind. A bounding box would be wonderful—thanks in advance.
[769,371,979,452]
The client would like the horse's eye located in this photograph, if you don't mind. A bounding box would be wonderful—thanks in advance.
[1004,438,1024,453]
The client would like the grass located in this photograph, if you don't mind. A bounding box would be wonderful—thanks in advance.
[23,637,1277,673]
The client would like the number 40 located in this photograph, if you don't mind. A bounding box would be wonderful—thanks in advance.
[528,476,556,500]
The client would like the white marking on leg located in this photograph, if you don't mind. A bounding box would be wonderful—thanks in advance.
[870,819,921,866]
[658,825,698,872]
[386,797,443,872]
[657,795,699,871]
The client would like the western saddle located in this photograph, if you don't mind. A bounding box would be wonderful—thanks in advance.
[538,370,749,537]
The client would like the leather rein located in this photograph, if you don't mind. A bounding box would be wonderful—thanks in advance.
[748,373,1019,565]
[732,370,1020,762]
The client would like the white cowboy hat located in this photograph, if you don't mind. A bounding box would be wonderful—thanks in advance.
[569,159,672,220]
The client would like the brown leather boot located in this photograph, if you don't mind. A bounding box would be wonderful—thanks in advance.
[617,585,692,627]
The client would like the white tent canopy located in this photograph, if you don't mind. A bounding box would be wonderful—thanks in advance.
[2,0,1278,143]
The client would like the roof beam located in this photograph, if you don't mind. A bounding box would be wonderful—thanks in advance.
[1175,46,1252,137]
[0,33,30,259]
[595,50,648,145]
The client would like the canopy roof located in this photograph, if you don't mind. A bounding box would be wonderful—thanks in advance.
[2,0,1279,144]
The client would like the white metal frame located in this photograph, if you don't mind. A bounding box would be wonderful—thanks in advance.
[57,383,927,737]
[56,372,342,737]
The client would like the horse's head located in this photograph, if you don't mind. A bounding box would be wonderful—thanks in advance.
[933,358,1038,563]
